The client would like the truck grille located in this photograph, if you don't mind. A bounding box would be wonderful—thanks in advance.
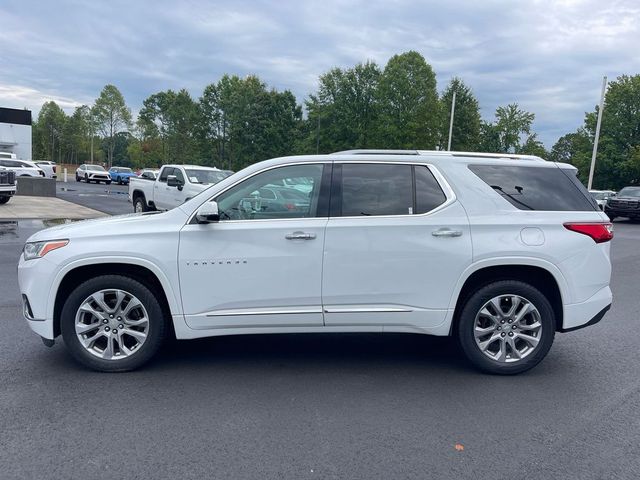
[608,199,640,210]
[0,170,16,185]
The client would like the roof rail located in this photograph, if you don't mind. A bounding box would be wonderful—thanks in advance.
[330,149,545,162]
[331,149,420,155]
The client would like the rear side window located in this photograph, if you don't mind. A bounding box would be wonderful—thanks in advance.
[333,163,447,216]
[415,166,447,214]
[469,165,598,211]
[341,164,413,216]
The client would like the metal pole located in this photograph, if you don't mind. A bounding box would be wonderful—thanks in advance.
[316,114,321,154]
[588,76,607,190]
[447,91,457,151]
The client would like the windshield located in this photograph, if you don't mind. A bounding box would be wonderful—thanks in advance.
[87,165,106,172]
[618,187,640,198]
[119,168,133,173]
[591,192,609,200]
[185,169,231,185]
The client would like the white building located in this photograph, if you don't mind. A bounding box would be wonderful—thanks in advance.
[0,107,32,160]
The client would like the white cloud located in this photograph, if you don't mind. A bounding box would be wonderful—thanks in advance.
[0,0,638,146]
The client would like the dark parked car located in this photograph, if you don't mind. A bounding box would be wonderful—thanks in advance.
[605,186,640,221]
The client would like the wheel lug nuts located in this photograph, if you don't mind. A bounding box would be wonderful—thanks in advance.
[102,319,108,324]
[105,327,110,332]
[501,332,506,337]
[512,325,516,329]
[508,319,513,323]
[119,324,124,329]
[497,326,501,331]
[117,317,122,321]
[109,314,114,318]
[500,320,505,324]
[508,332,514,337]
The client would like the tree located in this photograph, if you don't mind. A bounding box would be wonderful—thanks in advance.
[494,103,535,152]
[303,61,381,153]
[32,101,67,161]
[92,85,132,167]
[439,77,481,151]
[374,51,439,149]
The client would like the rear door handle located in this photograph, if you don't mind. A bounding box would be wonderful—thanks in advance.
[432,228,463,238]
[285,231,316,240]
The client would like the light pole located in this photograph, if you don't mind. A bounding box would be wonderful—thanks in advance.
[587,76,607,190]
[447,91,457,151]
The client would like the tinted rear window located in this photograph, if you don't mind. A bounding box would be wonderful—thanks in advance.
[469,165,597,211]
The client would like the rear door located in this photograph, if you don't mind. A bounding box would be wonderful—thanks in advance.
[322,162,472,330]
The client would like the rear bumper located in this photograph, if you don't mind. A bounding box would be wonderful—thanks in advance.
[562,285,612,331]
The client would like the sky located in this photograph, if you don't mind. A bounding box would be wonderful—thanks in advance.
[0,0,639,147]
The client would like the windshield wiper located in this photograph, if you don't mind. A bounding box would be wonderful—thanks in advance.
[491,185,534,211]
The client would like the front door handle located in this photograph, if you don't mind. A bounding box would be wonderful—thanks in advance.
[285,231,316,240]
[432,228,463,238]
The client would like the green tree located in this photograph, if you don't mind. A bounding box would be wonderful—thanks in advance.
[494,103,535,152]
[439,77,481,151]
[92,85,132,167]
[303,61,381,153]
[32,101,67,162]
[374,51,439,149]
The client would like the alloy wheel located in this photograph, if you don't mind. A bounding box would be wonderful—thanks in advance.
[74,289,150,360]
[473,294,542,363]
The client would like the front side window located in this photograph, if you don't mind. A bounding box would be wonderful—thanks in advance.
[216,164,324,221]
[159,167,173,183]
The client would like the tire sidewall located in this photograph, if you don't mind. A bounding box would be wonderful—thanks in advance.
[60,275,166,372]
[457,280,555,375]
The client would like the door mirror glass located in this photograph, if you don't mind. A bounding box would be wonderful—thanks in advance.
[167,175,184,190]
[196,201,220,223]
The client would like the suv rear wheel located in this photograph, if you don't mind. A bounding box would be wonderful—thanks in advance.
[60,275,167,372]
[457,280,555,375]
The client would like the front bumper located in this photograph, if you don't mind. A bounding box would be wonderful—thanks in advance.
[18,254,57,339]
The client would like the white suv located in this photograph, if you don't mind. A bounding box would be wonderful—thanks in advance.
[17,150,612,374]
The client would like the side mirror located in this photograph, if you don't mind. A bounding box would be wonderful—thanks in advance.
[167,175,184,189]
[196,201,220,224]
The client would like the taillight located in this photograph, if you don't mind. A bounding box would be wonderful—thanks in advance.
[563,222,613,243]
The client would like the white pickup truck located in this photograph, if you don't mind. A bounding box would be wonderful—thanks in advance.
[129,164,232,212]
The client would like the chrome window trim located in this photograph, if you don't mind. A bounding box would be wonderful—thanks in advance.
[186,159,456,224]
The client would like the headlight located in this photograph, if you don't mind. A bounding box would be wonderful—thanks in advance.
[23,240,69,260]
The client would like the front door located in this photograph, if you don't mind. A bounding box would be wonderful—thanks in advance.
[178,163,330,331]
[322,162,472,330]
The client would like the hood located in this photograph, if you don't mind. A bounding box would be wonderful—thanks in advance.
[26,210,182,243]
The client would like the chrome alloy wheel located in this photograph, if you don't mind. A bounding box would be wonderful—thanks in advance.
[473,294,542,363]
[75,289,149,360]
[134,201,143,213]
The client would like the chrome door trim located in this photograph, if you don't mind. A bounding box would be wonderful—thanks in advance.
[205,306,323,317]
[323,306,413,313]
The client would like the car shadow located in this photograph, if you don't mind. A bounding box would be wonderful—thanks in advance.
[149,332,470,373]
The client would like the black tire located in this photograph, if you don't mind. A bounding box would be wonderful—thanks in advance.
[106,180,111,185]
[133,195,148,213]
[60,275,167,372]
[75,174,80,182]
[84,174,89,183]
[0,196,10,204]
[457,280,555,375]
[117,177,122,185]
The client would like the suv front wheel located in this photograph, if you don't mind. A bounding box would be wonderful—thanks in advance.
[457,280,555,375]
[60,275,167,372]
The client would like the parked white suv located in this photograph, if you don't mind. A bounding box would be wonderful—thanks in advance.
[17,150,612,374]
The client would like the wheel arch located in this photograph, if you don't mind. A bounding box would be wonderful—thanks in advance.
[450,261,566,333]
[51,260,180,338]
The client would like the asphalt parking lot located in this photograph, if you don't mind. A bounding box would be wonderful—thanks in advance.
[1,187,639,479]
[56,180,132,215]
